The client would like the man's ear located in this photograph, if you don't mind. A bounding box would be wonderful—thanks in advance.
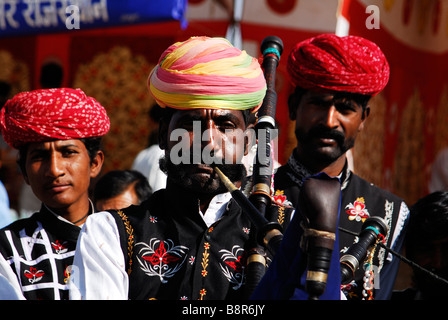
[358,106,371,132]
[90,151,104,179]
[364,106,371,119]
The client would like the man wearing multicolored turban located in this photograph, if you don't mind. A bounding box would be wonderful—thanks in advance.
[0,88,109,299]
[70,36,285,300]
[252,34,409,300]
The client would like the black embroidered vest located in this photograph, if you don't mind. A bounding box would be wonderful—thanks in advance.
[272,154,408,299]
[109,188,285,300]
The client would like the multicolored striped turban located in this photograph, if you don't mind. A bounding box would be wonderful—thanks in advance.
[0,88,110,148]
[148,36,267,112]
[287,33,390,96]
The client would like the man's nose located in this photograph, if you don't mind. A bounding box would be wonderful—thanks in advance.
[321,105,339,128]
[202,121,219,146]
[47,153,65,177]
[201,121,222,159]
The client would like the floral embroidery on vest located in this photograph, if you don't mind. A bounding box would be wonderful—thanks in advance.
[219,245,245,290]
[345,197,370,222]
[136,238,188,283]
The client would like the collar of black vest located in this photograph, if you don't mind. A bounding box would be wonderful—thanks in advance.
[286,151,351,190]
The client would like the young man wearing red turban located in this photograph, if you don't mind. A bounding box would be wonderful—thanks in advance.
[252,34,409,300]
[70,36,287,300]
[0,88,109,299]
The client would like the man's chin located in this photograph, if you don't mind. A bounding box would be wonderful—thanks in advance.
[305,146,343,164]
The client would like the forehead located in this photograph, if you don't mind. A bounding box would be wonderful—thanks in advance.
[170,108,246,124]
[304,90,348,100]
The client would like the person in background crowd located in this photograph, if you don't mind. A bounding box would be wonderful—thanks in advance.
[0,88,109,299]
[428,148,448,193]
[252,33,409,300]
[0,80,16,226]
[94,169,152,211]
[0,176,11,229]
[131,104,167,192]
[393,191,448,300]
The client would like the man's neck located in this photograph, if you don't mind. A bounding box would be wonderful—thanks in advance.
[44,199,92,226]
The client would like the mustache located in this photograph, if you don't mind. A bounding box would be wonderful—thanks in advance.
[159,156,246,182]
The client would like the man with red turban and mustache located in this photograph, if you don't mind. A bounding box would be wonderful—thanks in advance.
[0,88,109,299]
[252,34,409,300]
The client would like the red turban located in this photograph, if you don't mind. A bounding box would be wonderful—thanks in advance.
[0,88,110,148]
[287,33,390,96]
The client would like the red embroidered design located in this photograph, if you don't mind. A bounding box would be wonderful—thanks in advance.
[51,240,68,254]
[219,245,245,290]
[199,288,207,300]
[345,197,370,222]
[142,241,181,265]
[273,190,293,207]
[136,238,188,283]
[273,194,287,205]
[24,267,45,284]
[201,242,210,277]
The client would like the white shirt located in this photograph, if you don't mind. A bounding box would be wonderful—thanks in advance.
[69,192,232,300]
[0,254,25,300]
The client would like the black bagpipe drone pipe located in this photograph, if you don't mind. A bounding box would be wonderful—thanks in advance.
[237,35,284,297]
[214,35,345,300]
[214,34,339,299]
[216,165,448,298]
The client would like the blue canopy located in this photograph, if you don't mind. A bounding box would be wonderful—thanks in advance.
[0,0,187,37]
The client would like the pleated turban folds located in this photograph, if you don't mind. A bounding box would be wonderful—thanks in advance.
[0,88,110,148]
[287,33,390,96]
[148,36,267,112]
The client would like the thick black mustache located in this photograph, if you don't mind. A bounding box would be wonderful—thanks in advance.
[305,126,345,145]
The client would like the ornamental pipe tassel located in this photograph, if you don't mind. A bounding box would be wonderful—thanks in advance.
[340,216,388,285]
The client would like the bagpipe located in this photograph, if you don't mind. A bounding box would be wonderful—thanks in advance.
[214,36,448,300]
[215,35,345,299]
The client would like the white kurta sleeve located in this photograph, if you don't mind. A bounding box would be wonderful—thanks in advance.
[0,254,25,300]
[69,211,129,300]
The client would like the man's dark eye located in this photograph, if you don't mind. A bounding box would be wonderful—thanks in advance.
[309,98,331,108]
[62,149,79,157]
[30,154,44,161]
[219,121,236,129]
[181,119,199,129]
[335,102,357,113]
